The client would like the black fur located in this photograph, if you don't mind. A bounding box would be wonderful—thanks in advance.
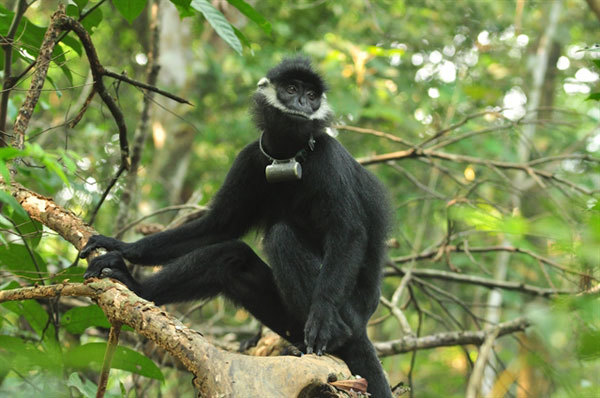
[81,57,393,397]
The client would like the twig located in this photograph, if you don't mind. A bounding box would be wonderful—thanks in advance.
[97,323,122,398]
[465,327,500,398]
[87,164,126,225]
[334,124,414,147]
[103,70,191,105]
[391,244,594,281]
[69,87,96,128]
[379,296,413,336]
[419,110,503,147]
[387,266,577,297]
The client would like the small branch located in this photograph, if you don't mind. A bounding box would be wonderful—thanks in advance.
[419,110,502,147]
[386,267,577,297]
[69,87,96,128]
[334,124,414,147]
[391,244,594,281]
[380,296,414,337]
[97,323,122,398]
[465,327,500,398]
[87,163,126,225]
[103,70,191,105]
[374,317,529,356]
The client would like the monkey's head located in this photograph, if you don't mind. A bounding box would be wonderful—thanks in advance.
[252,57,333,138]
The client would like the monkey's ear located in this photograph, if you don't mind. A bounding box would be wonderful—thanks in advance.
[257,77,270,88]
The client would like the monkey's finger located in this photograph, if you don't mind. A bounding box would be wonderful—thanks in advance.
[316,344,326,356]
[79,239,101,258]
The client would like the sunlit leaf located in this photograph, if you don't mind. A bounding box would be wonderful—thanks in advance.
[191,0,242,55]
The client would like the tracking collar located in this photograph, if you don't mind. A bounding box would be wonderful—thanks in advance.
[259,132,315,183]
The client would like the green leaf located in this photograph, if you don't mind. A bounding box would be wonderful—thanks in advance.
[0,147,22,161]
[0,335,60,373]
[2,299,54,339]
[233,26,252,52]
[113,0,148,24]
[226,0,271,34]
[80,6,103,33]
[191,0,242,55]
[61,305,111,334]
[586,92,600,101]
[0,190,27,218]
[65,343,164,381]
[592,59,600,69]
[170,0,194,18]
[73,0,89,10]
[0,160,10,184]
[0,243,47,276]
[10,208,43,248]
[66,373,96,398]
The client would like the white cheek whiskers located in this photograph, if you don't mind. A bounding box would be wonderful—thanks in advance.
[256,78,333,121]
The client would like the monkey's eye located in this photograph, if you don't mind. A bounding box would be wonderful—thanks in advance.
[286,85,297,94]
[307,91,316,101]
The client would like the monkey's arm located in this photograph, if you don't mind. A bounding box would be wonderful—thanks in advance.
[303,220,367,354]
[80,143,266,265]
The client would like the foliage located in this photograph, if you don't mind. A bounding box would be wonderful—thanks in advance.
[0,0,598,397]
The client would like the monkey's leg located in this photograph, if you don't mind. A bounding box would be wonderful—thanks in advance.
[335,334,393,398]
[138,240,305,343]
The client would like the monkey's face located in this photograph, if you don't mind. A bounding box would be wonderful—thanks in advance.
[255,77,332,122]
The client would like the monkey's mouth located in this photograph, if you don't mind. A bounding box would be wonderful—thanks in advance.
[286,111,310,120]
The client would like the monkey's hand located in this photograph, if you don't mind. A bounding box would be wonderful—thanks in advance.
[304,303,352,356]
[79,235,126,258]
[83,251,141,295]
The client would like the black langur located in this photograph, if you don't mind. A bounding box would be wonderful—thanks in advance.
[81,57,393,397]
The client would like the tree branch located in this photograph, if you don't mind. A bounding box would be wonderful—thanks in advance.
[391,244,594,281]
[12,5,65,151]
[374,317,529,356]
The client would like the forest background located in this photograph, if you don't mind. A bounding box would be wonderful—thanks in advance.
[0,0,598,397]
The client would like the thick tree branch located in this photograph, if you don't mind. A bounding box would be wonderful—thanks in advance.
[0,182,352,396]
[0,280,350,396]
